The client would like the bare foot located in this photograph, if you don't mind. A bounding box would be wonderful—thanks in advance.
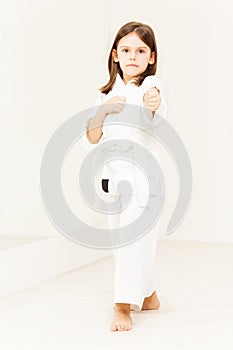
[141,291,160,311]
[110,303,133,332]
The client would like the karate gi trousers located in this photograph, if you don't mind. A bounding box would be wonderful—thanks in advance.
[102,179,160,312]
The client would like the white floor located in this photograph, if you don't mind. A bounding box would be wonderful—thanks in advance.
[0,235,50,252]
[0,239,233,350]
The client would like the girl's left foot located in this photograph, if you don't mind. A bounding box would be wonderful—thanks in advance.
[141,291,160,310]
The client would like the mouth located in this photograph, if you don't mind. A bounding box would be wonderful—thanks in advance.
[127,64,138,67]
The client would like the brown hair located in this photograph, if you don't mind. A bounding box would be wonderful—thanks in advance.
[100,21,157,94]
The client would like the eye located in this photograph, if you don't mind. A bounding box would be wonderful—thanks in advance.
[122,49,128,53]
[139,49,145,54]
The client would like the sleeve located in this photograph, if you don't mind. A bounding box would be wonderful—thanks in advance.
[81,91,107,149]
[140,75,168,126]
[93,90,105,106]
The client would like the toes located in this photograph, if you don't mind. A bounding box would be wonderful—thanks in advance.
[110,322,117,332]
[111,319,132,332]
[118,324,132,331]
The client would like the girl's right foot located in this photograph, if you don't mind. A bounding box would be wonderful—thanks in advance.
[110,303,133,332]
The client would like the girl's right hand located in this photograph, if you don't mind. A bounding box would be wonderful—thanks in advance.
[100,96,126,115]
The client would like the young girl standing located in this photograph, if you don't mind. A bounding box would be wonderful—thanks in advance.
[85,21,167,332]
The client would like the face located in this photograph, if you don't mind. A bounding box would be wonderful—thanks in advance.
[113,33,155,84]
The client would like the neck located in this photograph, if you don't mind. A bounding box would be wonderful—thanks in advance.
[122,74,136,85]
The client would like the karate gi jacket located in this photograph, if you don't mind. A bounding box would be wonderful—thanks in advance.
[82,74,168,207]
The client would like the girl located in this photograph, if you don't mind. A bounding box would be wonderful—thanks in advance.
[85,21,167,332]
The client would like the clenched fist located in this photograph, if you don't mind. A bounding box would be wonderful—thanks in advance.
[100,96,126,115]
[143,87,161,112]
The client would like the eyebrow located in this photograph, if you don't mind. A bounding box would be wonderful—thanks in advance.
[119,46,148,49]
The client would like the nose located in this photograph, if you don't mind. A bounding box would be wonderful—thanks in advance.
[130,50,136,60]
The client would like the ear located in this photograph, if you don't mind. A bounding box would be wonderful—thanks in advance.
[148,52,155,65]
[112,49,119,62]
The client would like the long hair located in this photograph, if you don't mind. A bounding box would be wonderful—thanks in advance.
[100,21,157,94]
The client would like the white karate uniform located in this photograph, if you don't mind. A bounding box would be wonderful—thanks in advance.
[83,74,167,311]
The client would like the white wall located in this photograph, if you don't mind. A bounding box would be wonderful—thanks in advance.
[1,0,233,250]
[110,0,233,242]
[0,0,110,240]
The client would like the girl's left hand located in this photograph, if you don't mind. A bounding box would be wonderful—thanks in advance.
[143,87,161,112]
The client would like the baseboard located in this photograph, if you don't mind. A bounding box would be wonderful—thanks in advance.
[0,235,111,297]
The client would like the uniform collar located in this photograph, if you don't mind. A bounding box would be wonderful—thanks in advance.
[115,73,137,87]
